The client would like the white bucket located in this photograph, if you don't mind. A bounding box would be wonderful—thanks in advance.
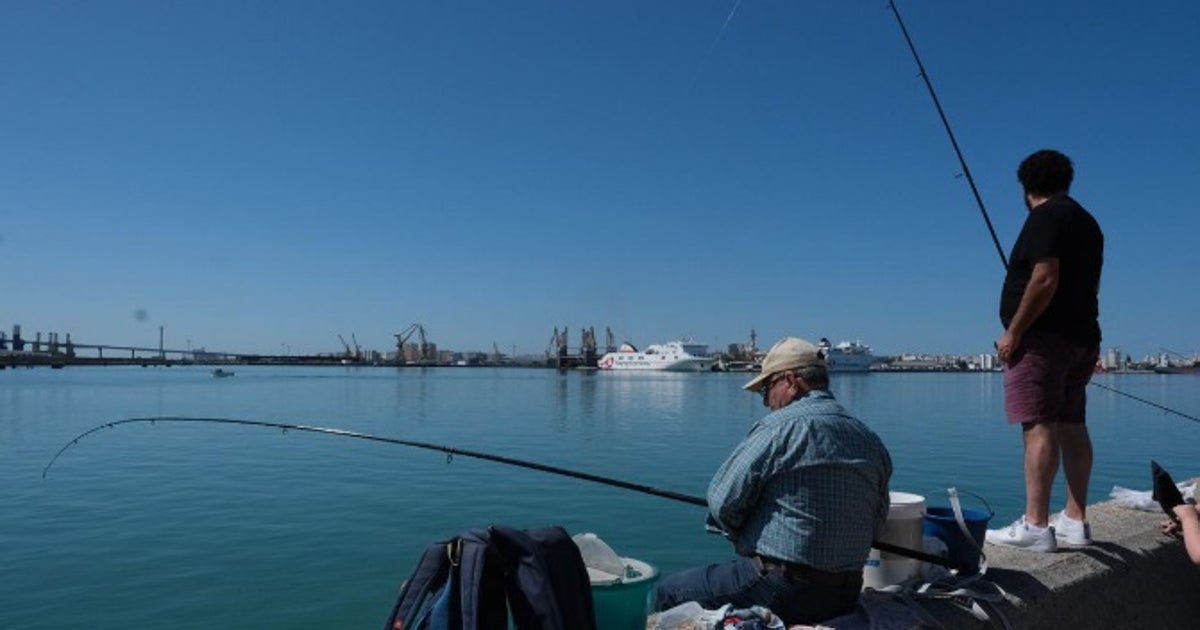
[862,491,925,590]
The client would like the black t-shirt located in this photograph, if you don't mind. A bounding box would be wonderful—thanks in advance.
[999,195,1103,346]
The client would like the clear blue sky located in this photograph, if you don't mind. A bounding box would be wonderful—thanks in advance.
[3,1,1197,358]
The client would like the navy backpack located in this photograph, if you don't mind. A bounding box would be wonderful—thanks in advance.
[383,525,596,630]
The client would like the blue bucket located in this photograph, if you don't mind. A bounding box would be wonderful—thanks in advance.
[922,492,993,575]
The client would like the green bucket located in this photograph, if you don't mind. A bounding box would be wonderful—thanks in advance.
[589,558,659,630]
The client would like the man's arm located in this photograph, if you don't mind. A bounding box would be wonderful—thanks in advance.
[1173,504,1200,565]
[707,428,773,536]
[996,258,1059,363]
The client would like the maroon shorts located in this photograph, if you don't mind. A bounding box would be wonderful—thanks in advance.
[1003,329,1099,425]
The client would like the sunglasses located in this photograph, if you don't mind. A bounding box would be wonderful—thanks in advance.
[760,372,789,405]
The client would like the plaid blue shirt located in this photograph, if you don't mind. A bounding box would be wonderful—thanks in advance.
[707,390,892,572]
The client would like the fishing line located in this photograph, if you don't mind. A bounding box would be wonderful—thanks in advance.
[888,1,1198,423]
[709,0,744,54]
[1087,382,1200,424]
[688,0,745,91]
[42,416,956,569]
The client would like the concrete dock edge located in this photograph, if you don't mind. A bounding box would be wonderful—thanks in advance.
[911,500,1200,629]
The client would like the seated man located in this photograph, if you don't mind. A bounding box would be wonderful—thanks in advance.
[653,337,893,624]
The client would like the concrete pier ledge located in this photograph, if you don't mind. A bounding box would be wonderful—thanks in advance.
[911,499,1200,629]
[648,500,1198,628]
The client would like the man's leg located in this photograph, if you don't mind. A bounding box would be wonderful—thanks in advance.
[1057,422,1093,521]
[654,558,857,624]
[991,330,1063,549]
[653,557,759,612]
[1023,422,1059,527]
[1057,344,1098,521]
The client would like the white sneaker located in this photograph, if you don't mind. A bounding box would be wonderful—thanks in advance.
[1051,511,1093,546]
[985,516,1057,552]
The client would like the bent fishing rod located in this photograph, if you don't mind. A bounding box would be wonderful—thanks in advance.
[888,1,1200,426]
[43,416,956,569]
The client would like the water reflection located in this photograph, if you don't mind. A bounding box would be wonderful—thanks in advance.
[542,370,744,438]
[578,370,597,421]
[553,370,569,429]
[829,372,870,407]
[601,372,692,424]
[391,367,430,425]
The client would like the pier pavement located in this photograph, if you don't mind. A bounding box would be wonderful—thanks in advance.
[862,499,1200,629]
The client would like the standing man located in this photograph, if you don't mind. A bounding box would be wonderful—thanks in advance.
[653,338,892,624]
[987,149,1104,552]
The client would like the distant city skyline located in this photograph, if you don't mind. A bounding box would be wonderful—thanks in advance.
[2,321,1190,367]
[4,2,1197,360]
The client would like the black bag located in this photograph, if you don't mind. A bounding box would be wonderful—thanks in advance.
[382,525,596,630]
[490,525,597,630]
[1152,460,1186,519]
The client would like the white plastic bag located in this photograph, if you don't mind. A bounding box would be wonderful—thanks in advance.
[1110,481,1196,512]
[571,532,626,582]
[1109,485,1158,511]
[920,535,950,581]
[647,602,728,630]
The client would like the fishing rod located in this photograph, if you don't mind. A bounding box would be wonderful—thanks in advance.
[888,0,1007,270]
[887,1,1200,425]
[42,417,703,505]
[43,416,957,569]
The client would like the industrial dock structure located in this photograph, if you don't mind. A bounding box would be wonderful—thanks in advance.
[0,322,658,371]
[0,322,603,370]
[2,322,1193,374]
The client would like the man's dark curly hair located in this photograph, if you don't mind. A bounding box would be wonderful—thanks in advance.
[1017,149,1074,197]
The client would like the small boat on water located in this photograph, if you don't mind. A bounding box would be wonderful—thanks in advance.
[211,368,235,378]
[720,360,758,372]
[597,340,714,372]
[818,338,878,372]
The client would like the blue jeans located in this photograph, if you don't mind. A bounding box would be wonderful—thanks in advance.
[653,557,862,625]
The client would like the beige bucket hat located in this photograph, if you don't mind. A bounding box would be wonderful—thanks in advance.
[742,337,826,391]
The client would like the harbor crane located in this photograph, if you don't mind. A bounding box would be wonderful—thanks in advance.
[548,327,568,358]
[337,334,353,360]
[394,323,430,363]
[351,333,362,360]
[546,325,603,369]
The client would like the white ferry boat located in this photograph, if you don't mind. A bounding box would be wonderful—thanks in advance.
[818,338,878,372]
[597,340,714,372]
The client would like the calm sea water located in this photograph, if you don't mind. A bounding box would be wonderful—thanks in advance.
[3,366,1198,629]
